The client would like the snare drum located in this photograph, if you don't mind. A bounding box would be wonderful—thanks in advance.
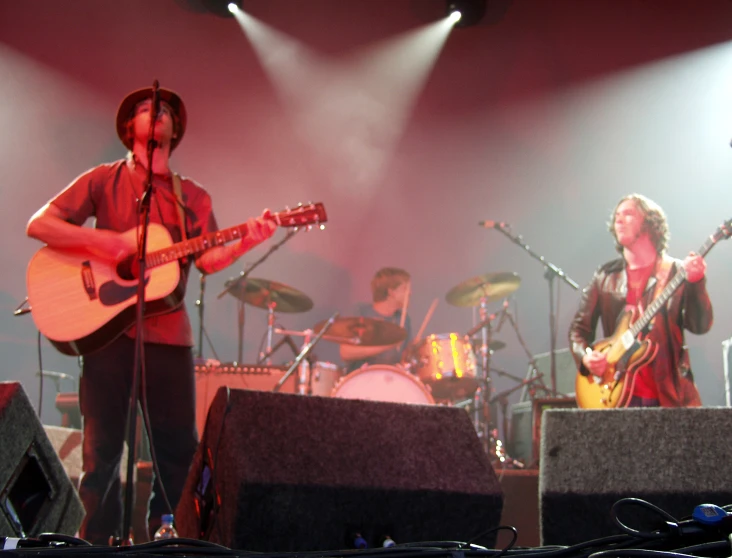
[408,333,478,400]
[303,361,343,397]
[330,365,434,405]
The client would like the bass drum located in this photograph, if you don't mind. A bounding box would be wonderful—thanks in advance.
[330,365,434,405]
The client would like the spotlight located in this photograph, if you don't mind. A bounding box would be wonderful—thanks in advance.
[199,0,242,18]
[446,0,486,27]
[447,10,462,25]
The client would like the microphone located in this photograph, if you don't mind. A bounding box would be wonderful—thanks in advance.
[36,370,75,381]
[479,220,508,229]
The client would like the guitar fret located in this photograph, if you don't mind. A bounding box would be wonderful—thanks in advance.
[628,232,720,338]
[141,203,325,270]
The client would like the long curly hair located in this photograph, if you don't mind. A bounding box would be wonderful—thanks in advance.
[608,193,669,255]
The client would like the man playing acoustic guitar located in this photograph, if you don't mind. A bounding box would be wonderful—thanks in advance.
[26,86,276,543]
[569,194,713,408]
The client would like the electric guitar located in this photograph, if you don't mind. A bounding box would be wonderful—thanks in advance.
[26,203,327,357]
[575,218,732,409]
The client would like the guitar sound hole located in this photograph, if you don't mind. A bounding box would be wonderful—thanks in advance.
[116,256,139,281]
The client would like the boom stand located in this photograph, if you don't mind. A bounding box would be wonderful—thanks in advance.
[491,224,579,394]
[195,274,220,362]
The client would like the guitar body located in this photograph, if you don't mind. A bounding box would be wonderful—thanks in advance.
[27,223,184,356]
[575,308,658,409]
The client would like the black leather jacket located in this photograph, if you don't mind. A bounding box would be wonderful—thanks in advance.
[569,256,713,407]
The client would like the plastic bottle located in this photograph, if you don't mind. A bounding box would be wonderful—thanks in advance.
[153,514,178,540]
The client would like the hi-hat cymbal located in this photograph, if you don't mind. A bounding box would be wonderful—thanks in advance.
[446,272,520,307]
[224,277,314,313]
[313,316,407,346]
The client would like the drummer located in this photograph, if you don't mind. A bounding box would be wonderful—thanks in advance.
[341,267,412,372]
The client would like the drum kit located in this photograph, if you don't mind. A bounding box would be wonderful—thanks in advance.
[200,270,548,466]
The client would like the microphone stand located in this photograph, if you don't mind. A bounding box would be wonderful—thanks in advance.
[490,224,579,396]
[217,229,299,364]
[195,274,221,362]
[273,312,339,393]
[121,80,160,545]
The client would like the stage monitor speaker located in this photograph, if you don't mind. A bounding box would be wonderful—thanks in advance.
[177,388,503,551]
[539,408,732,546]
[0,382,84,537]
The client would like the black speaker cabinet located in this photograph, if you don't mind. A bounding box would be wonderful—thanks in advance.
[177,388,503,551]
[539,408,732,546]
[0,382,84,537]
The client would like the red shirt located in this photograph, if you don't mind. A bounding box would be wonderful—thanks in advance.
[625,263,658,399]
[49,156,219,347]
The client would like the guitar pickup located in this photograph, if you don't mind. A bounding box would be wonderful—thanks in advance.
[81,261,98,301]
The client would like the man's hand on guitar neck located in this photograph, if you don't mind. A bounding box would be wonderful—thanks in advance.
[582,348,607,378]
[683,252,706,283]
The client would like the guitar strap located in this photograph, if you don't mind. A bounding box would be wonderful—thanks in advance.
[172,173,187,241]
[172,173,188,265]
[648,254,674,326]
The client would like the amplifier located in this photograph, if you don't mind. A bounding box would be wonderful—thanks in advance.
[194,362,288,375]
[509,397,576,467]
[195,363,297,435]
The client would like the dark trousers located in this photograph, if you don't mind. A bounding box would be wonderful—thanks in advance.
[628,395,660,408]
[77,335,198,544]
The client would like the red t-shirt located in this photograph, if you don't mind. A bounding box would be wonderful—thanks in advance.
[625,264,658,399]
[49,156,219,347]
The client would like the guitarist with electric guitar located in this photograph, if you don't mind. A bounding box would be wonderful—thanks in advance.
[570,194,720,409]
[23,85,324,543]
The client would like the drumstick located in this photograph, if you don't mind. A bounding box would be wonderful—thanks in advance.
[414,298,439,342]
[399,280,411,329]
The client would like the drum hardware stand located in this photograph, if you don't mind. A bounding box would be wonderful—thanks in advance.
[470,296,506,460]
[487,367,550,469]
[261,302,277,365]
[486,223,579,395]
[497,307,563,401]
[217,229,300,364]
[273,312,339,393]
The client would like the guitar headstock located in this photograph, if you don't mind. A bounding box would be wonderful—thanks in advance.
[273,202,327,230]
[714,218,732,243]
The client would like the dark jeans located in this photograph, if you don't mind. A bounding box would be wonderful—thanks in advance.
[628,395,660,408]
[78,336,198,544]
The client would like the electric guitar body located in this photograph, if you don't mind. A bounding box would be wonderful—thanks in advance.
[575,307,658,409]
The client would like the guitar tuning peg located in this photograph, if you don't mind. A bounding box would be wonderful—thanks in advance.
[319,224,326,231]
[306,225,313,232]
[297,202,303,207]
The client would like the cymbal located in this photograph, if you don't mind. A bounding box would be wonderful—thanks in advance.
[446,272,520,307]
[313,316,407,346]
[487,339,506,352]
[224,277,314,313]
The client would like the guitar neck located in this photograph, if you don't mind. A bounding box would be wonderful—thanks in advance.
[630,234,716,336]
[146,223,248,268]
